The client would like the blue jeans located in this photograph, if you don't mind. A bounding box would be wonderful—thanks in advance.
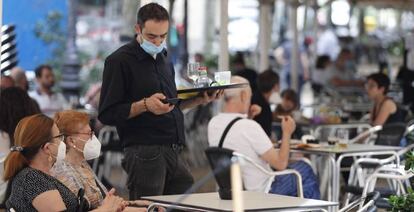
[269,161,320,199]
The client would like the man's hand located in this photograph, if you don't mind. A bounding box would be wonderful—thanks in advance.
[248,104,262,119]
[146,93,174,115]
[198,90,224,105]
[280,115,296,137]
[179,90,224,110]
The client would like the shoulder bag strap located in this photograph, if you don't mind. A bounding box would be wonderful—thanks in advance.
[218,117,243,148]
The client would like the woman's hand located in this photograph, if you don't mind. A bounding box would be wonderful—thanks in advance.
[127,200,152,207]
[124,200,165,212]
[98,188,126,212]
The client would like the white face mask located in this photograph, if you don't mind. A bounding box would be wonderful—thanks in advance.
[84,135,102,160]
[73,135,102,160]
[56,141,66,162]
[269,92,281,104]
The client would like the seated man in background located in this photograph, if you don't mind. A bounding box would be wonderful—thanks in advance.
[312,55,333,92]
[329,49,364,87]
[10,67,29,91]
[29,64,68,117]
[208,76,320,199]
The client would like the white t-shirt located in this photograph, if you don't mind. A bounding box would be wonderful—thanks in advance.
[0,131,10,157]
[208,113,273,192]
[317,30,340,60]
[312,68,333,86]
[29,90,68,117]
[328,67,357,88]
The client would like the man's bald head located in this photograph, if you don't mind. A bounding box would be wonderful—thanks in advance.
[222,76,252,114]
[10,67,29,91]
[224,76,251,101]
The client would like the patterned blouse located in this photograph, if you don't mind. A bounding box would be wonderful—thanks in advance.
[6,167,79,211]
[51,160,108,209]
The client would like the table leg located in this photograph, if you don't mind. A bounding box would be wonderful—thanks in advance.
[328,155,338,212]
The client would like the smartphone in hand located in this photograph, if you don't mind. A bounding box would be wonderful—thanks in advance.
[161,98,181,105]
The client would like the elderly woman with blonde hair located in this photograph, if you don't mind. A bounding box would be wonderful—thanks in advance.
[52,110,151,211]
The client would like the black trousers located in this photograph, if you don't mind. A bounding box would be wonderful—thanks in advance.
[122,145,194,200]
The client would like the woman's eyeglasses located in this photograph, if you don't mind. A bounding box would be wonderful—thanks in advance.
[42,134,65,147]
[71,131,94,140]
[51,134,66,143]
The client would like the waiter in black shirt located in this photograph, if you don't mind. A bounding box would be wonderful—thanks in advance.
[98,3,222,199]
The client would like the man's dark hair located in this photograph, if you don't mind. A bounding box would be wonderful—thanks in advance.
[281,89,299,109]
[257,70,279,93]
[137,3,170,27]
[34,64,52,78]
[232,52,245,66]
[367,72,390,94]
[316,55,331,69]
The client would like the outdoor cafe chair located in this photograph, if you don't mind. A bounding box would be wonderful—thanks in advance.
[205,147,304,199]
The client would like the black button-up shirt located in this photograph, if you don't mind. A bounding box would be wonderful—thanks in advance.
[98,39,184,147]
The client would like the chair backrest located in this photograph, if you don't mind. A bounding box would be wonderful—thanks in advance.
[205,147,235,200]
[339,191,380,212]
[313,123,372,142]
[98,126,118,146]
[375,123,407,146]
[406,120,414,144]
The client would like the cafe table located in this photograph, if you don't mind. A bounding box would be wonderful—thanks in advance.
[142,191,338,211]
[289,144,401,207]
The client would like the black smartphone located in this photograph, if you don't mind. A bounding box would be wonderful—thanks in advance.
[161,98,181,105]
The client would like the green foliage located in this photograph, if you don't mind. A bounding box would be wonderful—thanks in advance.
[407,131,414,147]
[388,188,414,212]
[404,151,414,171]
[388,40,404,57]
[203,54,218,71]
[77,51,106,95]
[34,11,66,76]
[388,152,414,211]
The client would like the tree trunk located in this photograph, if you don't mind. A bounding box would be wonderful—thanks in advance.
[61,0,81,98]
[120,0,140,38]
[181,0,189,67]
[167,0,175,51]
[203,0,216,55]
[289,0,299,91]
[257,0,274,72]
[219,0,229,72]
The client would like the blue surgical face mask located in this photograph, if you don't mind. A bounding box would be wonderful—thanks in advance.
[140,37,166,55]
